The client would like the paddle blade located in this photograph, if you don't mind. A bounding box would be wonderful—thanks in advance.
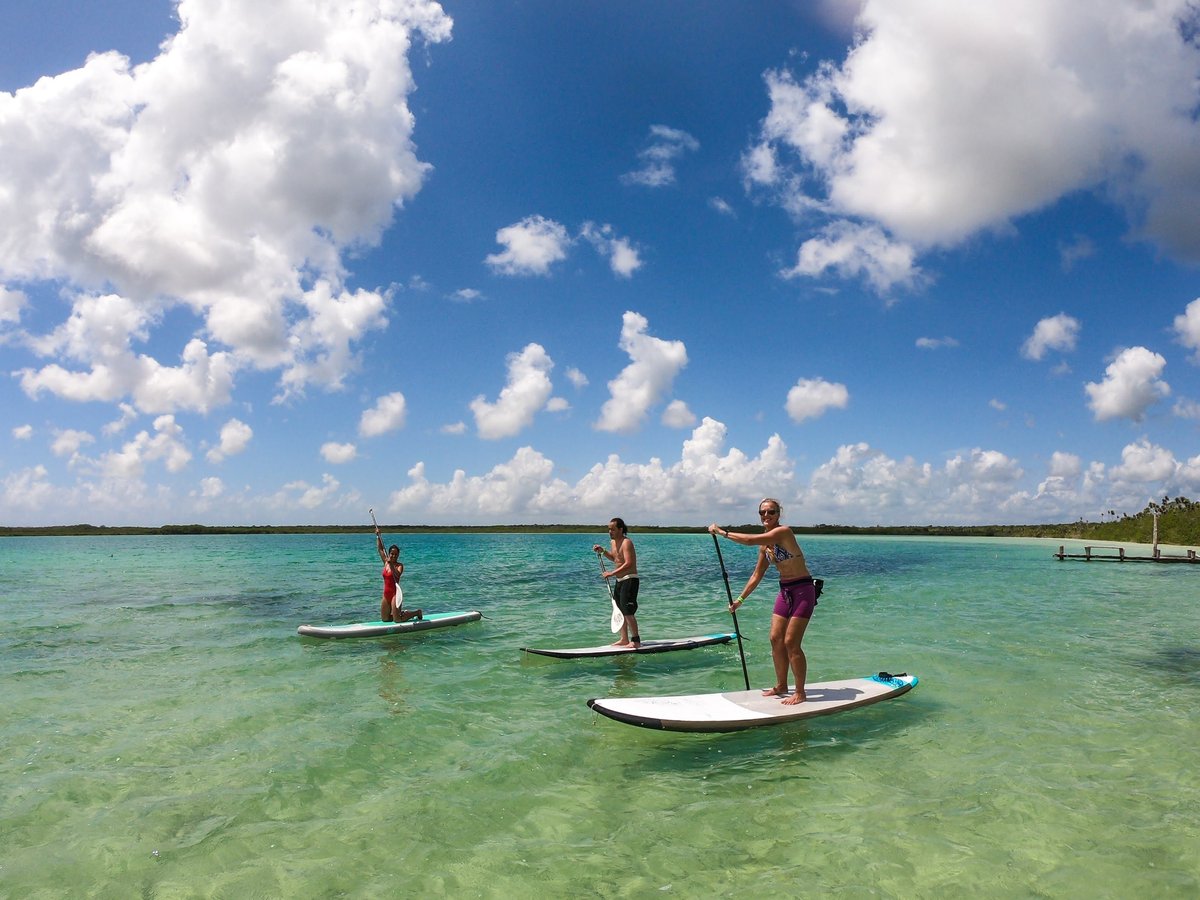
[610,599,624,633]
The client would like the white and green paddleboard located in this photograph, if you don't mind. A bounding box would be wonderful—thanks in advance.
[521,633,735,659]
[297,610,482,639]
[587,672,918,732]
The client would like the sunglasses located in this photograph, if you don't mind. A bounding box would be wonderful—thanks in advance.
[759,508,779,516]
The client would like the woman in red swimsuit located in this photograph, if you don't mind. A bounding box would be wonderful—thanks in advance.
[376,526,422,622]
[709,498,816,705]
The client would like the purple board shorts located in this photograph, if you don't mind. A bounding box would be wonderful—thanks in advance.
[773,577,817,619]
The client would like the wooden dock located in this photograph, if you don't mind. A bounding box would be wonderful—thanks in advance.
[1054,545,1199,564]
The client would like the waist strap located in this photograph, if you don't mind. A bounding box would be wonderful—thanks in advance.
[779,576,813,587]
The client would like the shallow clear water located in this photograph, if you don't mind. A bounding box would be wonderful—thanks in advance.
[2,533,1197,897]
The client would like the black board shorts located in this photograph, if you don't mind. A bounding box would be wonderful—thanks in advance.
[614,577,639,615]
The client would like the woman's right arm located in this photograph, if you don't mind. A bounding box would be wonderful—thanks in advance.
[734,550,770,605]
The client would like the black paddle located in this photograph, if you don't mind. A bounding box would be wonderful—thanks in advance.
[712,532,751,690]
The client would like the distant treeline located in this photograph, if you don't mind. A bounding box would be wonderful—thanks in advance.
[3,497,1197,545]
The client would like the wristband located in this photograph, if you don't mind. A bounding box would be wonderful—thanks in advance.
[735,595,745,603]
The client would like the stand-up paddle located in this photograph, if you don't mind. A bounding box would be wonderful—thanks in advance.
[597,549,624,632]
[369,507,379,530]
[712,532,751,690]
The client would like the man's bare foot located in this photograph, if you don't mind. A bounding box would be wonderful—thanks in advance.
[761,685,788,697]
[780,692,806,706]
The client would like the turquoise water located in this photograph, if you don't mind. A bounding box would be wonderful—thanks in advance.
[2,533,1198,898]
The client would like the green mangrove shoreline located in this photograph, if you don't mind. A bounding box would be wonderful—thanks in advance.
[0,522,1078,538]
[3,496,1199,548]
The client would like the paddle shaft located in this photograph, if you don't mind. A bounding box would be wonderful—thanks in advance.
[596,548,616,600]
[712,532,751,690]
[597,548,623,632]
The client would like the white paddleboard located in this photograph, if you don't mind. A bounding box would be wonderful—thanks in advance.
[297,610,482,639]
[587,672,917,732]
[521,633,735,659]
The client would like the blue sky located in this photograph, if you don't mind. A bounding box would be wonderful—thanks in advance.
[2,0,1199,527]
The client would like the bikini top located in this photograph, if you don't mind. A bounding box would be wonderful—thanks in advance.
[765,543,796,566]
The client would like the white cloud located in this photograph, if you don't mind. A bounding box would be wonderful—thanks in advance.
[96,414,192,478]
[1084,346,1170,422]
[321,442,358,464]
[14,293,235,414]
[1032,451,1083,505]
[621,124,699,187]
[545,397,570,413]
[1,465,59,515]
[484,215,570,276]
[451,288,483,302]
[709,197,735,217]
[12,424,33,440]
[783,222,921,294]
[1059,235,1096,271]
[103,403,138,436]
[565,367,589,389]
[1173,398,1200,421]
[595,312,688,434]
[359,391,407,437]
[274,284,389,401]
[0,287,27,324]
[7,413,1200,527]
[1108,437,1177,483]
[199,476,224,499]
[747,0,1200,279]
[580,222,643,278]
[470,343,556,439]
[390,417,794,521]
[440,421,467,435]
[809,442,1027,524]
[741,141,779,187]
[989,399,1007,411]
[10,300,220,423]
[1048,451,1082,478]
[808,442,932,521]
[51,429,95,459]
[1173,298,1200,363]
[785,377,849,423]
[1023,313,1080,361]
[662,399,696,429]
[206,418,253,463]
[916,336,958,350]
[278,473,345,510]
[945,448,1024,485]
[0,1,451,411]
[389,448,562,517]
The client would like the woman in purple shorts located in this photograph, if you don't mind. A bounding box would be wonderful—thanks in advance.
[709,499,816,705]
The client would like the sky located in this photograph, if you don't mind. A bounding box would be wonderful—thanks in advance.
[2,0,1200,528]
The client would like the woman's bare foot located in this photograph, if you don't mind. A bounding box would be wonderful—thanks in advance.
[780,692,806,706]
[612,639,632,647]
[761,685,788,697]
